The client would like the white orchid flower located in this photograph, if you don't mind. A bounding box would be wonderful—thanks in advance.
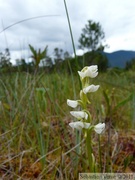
[67,99,78,108]
[94,123,105,134]
[69,121,91,130]
[78,65,98,78]
[83,85,100,94]
[70,111,88,120]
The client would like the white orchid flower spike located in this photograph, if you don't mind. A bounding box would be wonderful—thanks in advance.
[94,123,105,134]
[78,65,98,79]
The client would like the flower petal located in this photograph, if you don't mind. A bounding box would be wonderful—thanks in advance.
[94,123,105,134]
[83,85,100,94]
[70,111,88,120]
[78,65,98,78]
[67,99,78,108]
[78,71,86,78]
[83,122,91,129]
[69,121,91,130]
[87,65,98,78]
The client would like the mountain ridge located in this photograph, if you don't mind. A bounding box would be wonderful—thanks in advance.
[102,50,135,68]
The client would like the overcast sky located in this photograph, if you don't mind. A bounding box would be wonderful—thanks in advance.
[0,0,135,63]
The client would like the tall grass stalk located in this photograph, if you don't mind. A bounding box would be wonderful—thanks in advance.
[0,15,60,34]
[63,0,78,99]
[98,135,102,172]
[63,0,77,65]
[63,0,81,170]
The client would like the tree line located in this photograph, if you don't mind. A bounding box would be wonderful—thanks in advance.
[0,20,134,74]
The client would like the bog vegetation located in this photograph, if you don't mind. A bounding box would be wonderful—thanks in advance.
[0,6,135,179]
[0,55,135,179]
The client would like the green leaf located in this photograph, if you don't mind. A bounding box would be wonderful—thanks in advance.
[29,44,37,57]
[103,90,110,115]
[113,94,133,112]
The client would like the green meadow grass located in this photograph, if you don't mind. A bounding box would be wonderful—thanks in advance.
[0,0,134,177]
[0,70,134,179]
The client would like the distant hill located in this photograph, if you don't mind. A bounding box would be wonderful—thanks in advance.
[103,50,135,68]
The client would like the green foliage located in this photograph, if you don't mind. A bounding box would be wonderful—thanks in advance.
[15,58,34,72]
[29,44,48,68]
[77,20,108,72]
[0,48,12,72]
[125,58,135,70]
[83,51,108,71]
[54,47,63,61]
[0,69,134,178]
[78,20,106,51]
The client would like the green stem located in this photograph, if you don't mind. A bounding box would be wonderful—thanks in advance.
[63,0,78,99]
[86,130,93,172]
[67,58,76,99]
[98,134,102,172]
[63,0,78,67]
[63,0,82,95]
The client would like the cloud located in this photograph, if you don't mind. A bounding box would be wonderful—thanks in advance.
[0,0,135,62]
